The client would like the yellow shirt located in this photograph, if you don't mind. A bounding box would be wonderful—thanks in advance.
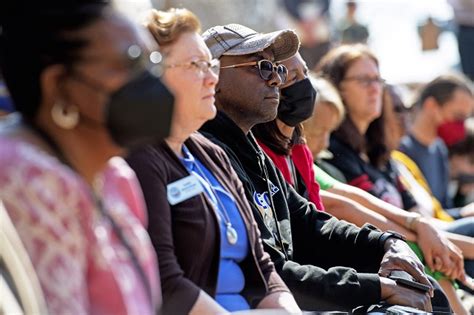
[391,150,453,222]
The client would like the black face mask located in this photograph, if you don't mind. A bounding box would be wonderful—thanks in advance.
[72,69,174,149]
[277,78,317,127]
[105,70,174,148]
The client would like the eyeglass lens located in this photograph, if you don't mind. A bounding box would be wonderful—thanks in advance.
[258,60,287,82]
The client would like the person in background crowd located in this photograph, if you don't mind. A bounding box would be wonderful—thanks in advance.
[398,74,474,211]
[337,0,369,44]
[280,0,333,70]
[305,77,474,315]
[252,52,324,210]
[0,1,174,314]
[384,84,474,314]
[318,44,423,213]
[447,0,474,81]
[387,84,474,225]
[255,52,468,313]
[126,8,300,314]
[200,23,448,313]
[317,40,474,284]
[449,129,474,208]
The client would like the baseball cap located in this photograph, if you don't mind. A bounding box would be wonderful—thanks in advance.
[202,23,300,62]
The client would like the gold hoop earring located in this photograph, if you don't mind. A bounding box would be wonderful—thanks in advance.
[51,101,79,130]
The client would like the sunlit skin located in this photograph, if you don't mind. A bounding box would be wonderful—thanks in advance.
[162,31,219,152]
[215,48,282,134]
[437,90,474,124]
[304,102,340,157]
[411,89,474,146]
[276,52,309,138]
[339,56,383,135]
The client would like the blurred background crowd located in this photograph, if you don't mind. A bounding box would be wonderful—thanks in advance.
[1,0,473,314]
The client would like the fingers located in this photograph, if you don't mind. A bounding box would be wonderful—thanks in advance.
[411,290,432,313]
[433,256,443,271]
[387,284,432,312]
[401,261,433,296]
[461,275,474,291]
[424,249,435,271]
[451,243,463,257]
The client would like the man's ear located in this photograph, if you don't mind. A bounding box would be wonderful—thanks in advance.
[424,96,444,122]
[423,96,439,112]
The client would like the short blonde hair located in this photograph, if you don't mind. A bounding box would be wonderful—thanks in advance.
[146,8,201,46]
[310,74,345,125]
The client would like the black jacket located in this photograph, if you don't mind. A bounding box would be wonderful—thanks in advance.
[327,135,417,211]
[200,111,388,311]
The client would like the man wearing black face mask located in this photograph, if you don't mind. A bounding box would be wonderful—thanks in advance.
[199,24,450,312]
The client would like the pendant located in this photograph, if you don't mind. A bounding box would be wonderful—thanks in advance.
[226,224,238,245]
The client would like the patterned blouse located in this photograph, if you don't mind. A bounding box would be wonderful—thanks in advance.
[0,124,161,315]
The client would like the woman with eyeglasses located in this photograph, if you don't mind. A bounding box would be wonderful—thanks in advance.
[316,44,413,211]
[0,1,175,314]
[251,50,472,313]
[316,44,472,291]
[126,8,299,315]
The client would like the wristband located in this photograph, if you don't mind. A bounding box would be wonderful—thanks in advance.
[379,230,407,247]
[405,214,421,231]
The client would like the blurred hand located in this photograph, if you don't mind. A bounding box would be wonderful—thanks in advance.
[257,292,301,314]
[379,238,433,297]
[415,217,465,279]
[380,277,432,312]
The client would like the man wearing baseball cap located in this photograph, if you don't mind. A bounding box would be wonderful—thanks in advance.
[199,24,447,312]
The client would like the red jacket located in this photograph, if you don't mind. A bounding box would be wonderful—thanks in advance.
[258,141,325,211]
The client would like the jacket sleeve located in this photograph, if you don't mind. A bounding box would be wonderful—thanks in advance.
[281,174,387,310]
[213,144,291,303]
[126,147,200,315]
[284,177,386,272]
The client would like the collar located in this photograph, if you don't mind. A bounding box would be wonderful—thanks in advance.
[200,111,264,174]
[179,144,196,171]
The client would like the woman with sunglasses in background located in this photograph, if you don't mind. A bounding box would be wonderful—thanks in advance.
[126,8,299,314]
[0,1,175,314]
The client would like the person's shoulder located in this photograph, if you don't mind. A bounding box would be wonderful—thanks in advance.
[0,133,82,189]
[434,137,448,153]
[190,132,226,154]
[398,134,417,152]
[198,130,235,156]
[191,132,242,172]
[126,142,169,174]
[328,136,356,158]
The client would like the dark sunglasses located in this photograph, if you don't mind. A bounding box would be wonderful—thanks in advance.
[220,59,288,83]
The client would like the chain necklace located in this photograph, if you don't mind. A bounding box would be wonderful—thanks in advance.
[188,150,238,245]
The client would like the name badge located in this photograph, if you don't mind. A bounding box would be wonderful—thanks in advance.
[167,174,204,205]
